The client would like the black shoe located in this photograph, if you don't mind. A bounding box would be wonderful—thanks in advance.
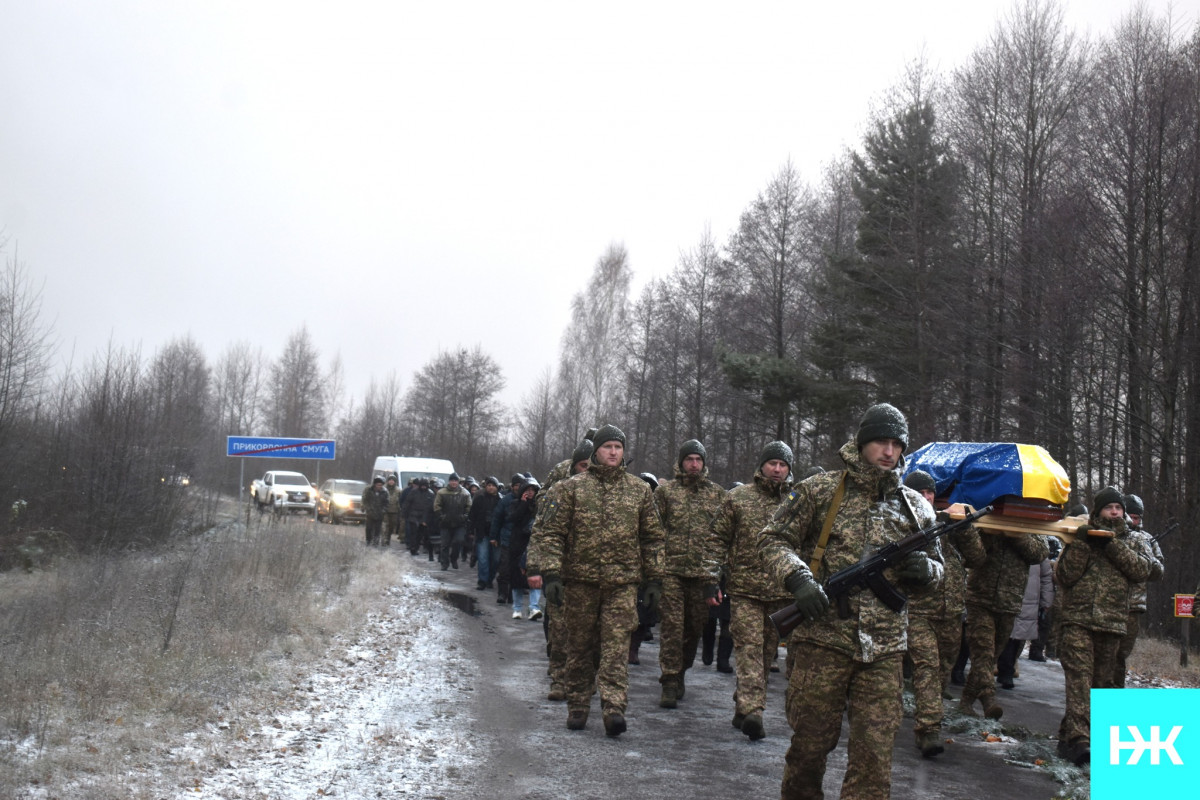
[497,597,506,604]
[740,713,766,741]
[1028,651,1047,662]
[451,561,459,569]
[603,711,627,737]
[999,676,1014,690]
[716,637,734,673]
[476,582,486,590]
[441,565,449,571]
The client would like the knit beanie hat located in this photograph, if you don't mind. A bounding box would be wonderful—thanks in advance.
[1123,494,1144,516]
[1092,486,1125,517]
[903,470,936,494]
[759,441,794,469]
[856,403,909,451]
[592,424,626,451]
[678,439,706,468]
[571,439,595,466]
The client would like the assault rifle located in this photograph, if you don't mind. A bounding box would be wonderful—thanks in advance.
[770,504,994,638]
[1153,521,1180,543]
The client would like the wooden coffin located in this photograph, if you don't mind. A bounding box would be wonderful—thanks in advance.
[944,503,1112,543]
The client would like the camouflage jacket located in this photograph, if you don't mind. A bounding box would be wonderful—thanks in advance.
[433,486,472,528]
[537,458,575,512]
[956,524,1049,615]
[909,533,967,621]
[1056,515,1155,635]
[385,486,402,514]
[654,465,728,580]
[1126,526,1165,612]
[361,485,389,520]
[529,462,665,586]
[709,469,793,601]
[757,440,943,663]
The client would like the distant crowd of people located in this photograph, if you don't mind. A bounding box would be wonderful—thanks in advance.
[370,404,1164,797]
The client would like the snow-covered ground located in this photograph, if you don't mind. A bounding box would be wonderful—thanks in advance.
[170,571,478,799]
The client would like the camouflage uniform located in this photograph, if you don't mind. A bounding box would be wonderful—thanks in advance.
[384,482,402,546]
[654,463,727,695]
[1114,526,1164,687]
[528,471,586,700]
[361,482,388,546]
[907,530,967,739]
[530,461,665,720]
[954,525,1049,717]
[1056,513,1154,748]
[710,468,793,723]
[757,440,942,800]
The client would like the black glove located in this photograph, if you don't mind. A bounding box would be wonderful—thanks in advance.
[642,580,663,615]
[784,571,830,621]
[935,511,953,524]
[895,550,934,584]
[1079,524,1107,549]
[543,573,564,607]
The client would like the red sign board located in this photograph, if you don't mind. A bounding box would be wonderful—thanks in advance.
[1175,594,1195,617]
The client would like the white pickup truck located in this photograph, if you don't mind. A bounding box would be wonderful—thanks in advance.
[250,470,317,514]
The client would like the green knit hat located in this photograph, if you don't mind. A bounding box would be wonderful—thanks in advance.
[903,470,936,494]
[678,439,706,468]
[1092,486,1125,517]
[759,441,794,469]
[856,403,909,451]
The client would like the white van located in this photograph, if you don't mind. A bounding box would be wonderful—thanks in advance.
[372,455,457,487]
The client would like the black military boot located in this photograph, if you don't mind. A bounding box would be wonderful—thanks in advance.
[716,635,734,673]
[701,619,716,665]
[603,710,627,737]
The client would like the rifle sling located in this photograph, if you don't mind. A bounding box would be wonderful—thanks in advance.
[808,472,847,577]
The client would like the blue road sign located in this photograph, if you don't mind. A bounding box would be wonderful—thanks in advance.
[226,436,336,460]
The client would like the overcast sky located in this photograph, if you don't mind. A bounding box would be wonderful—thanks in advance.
[0,0,1188,423]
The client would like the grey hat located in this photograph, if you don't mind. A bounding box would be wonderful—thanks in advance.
[484,475,500,488]
[678,439,706,468]
[448,472,461,483]
[571,439,595,466]
[1124,494,1145,516]
[903,470,937,494]
[372,476,385,485]
[1092,486,1125,517]
[592,424,626,451]
[1065,503,1088,518]
[759,441,793,469]
[856,403,909,451]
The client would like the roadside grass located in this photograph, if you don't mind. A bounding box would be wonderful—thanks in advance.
[1125,627,1200,687]
[0,509,398,798]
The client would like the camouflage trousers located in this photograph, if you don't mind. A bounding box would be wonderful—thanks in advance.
[730,594,792,717]
[657,575,709,687]
[547,600,568,691]
[1059,623,1122,745]
[1113,611,1141,689]
[961,603,1015,711]
[908,613,961,735]
[783,642,903,800]
[563,581,638,714]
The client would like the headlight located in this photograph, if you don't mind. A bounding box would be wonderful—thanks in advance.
[333,493,353,508]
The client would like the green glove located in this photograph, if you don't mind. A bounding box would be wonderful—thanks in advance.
[543,573,564,606]
[895,551,933,584]
[784,571,829,621]
[642,581,663,615]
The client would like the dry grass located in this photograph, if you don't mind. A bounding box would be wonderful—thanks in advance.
[0,509,399,798]
[1125,626,1200,687]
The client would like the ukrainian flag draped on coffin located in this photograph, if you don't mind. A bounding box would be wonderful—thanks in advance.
[903,442,1071,508]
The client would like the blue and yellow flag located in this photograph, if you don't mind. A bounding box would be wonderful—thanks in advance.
[904,442,1071,507]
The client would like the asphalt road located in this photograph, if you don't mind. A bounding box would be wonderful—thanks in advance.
[413,555,1079,800]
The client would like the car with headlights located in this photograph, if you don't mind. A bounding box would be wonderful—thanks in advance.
[315,479,368,524]
[250,470,318,514]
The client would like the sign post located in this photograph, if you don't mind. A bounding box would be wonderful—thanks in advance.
[1175,594,1195,667]
[227,436,337,504]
